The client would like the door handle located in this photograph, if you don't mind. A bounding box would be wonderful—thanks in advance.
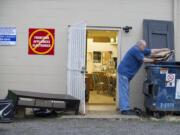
[81,66,86,74]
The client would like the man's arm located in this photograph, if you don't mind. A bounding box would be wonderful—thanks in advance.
[151,48,170,55]
[143,57,154,63]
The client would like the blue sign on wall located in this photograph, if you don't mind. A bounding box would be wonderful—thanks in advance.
[0,27,16,45]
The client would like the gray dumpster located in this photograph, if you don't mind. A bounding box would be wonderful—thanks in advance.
[143,62,180,117]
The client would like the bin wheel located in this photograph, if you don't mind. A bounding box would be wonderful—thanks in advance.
[153,112,164,119]
[153,112,160,118]
[145,108,152,115]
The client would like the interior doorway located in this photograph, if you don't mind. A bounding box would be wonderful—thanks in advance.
[85,29,119,113]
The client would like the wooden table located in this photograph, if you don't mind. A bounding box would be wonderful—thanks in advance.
[6,90,80,115]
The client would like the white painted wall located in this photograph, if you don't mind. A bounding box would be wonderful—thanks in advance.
[0,0,176,109]
[174,0,180,60]
[87,39,118,57]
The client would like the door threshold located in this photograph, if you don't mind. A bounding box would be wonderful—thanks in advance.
[87,103,116,105]
[86,104,117,112]
[86,110,118,116]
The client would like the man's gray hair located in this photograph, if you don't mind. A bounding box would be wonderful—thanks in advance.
[136,40,146,46]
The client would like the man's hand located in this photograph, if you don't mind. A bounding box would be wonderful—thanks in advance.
[161,48,170,52]
[151,48,170,55]
[143,57,154,63]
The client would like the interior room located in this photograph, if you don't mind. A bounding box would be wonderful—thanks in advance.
[85,30,118,112]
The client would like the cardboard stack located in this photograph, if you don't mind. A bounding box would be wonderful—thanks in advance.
[149,50,174,62]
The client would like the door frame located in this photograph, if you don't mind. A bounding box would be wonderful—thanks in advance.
[86,26,122,110]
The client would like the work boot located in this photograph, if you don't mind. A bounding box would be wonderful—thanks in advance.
[121,110,136,115]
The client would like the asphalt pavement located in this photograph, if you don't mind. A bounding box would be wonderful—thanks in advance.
[0,118,180,135]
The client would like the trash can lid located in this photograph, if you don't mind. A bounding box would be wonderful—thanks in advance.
[145,61,180,68]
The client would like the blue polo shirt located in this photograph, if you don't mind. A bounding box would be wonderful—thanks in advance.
[118,45,151,80]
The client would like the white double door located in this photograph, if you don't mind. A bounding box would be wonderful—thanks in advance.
[67,22,86,114]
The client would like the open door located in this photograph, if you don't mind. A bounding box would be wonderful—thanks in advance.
[67,22,86,114]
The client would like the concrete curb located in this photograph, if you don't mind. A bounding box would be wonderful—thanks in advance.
[149,116,180,122]
[61,115,180,122]
[61,114,140,120]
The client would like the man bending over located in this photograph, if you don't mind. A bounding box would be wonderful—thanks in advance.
[118,40,169,115]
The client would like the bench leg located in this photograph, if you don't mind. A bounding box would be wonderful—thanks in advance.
[75,109,79,115]
[16,107,26,118]
[75,101,80,115]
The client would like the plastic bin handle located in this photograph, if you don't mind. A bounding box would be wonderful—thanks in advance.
[143,82,158,97]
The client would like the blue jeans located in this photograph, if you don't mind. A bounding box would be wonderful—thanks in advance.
[118,74,130,111]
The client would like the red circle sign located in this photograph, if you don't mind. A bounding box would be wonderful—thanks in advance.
[167,74,174,82]
[28,28,55,55]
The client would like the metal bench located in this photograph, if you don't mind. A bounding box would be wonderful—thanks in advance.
[6,90,80,115]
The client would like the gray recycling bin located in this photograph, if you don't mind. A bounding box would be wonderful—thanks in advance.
[143,62,180,117]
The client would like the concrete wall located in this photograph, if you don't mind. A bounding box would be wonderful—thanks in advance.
[0,0,175,109]
[175,0,180,60]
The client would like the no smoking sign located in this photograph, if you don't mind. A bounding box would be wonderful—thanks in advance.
[28,28,55,55]
[166,73,176,87]
[167,74,175,82]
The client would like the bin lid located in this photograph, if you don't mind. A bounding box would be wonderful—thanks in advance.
[145,61,180,68]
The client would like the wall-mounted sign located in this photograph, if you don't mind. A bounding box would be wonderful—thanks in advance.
[28,28,55,55]
[0,27,16,45]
